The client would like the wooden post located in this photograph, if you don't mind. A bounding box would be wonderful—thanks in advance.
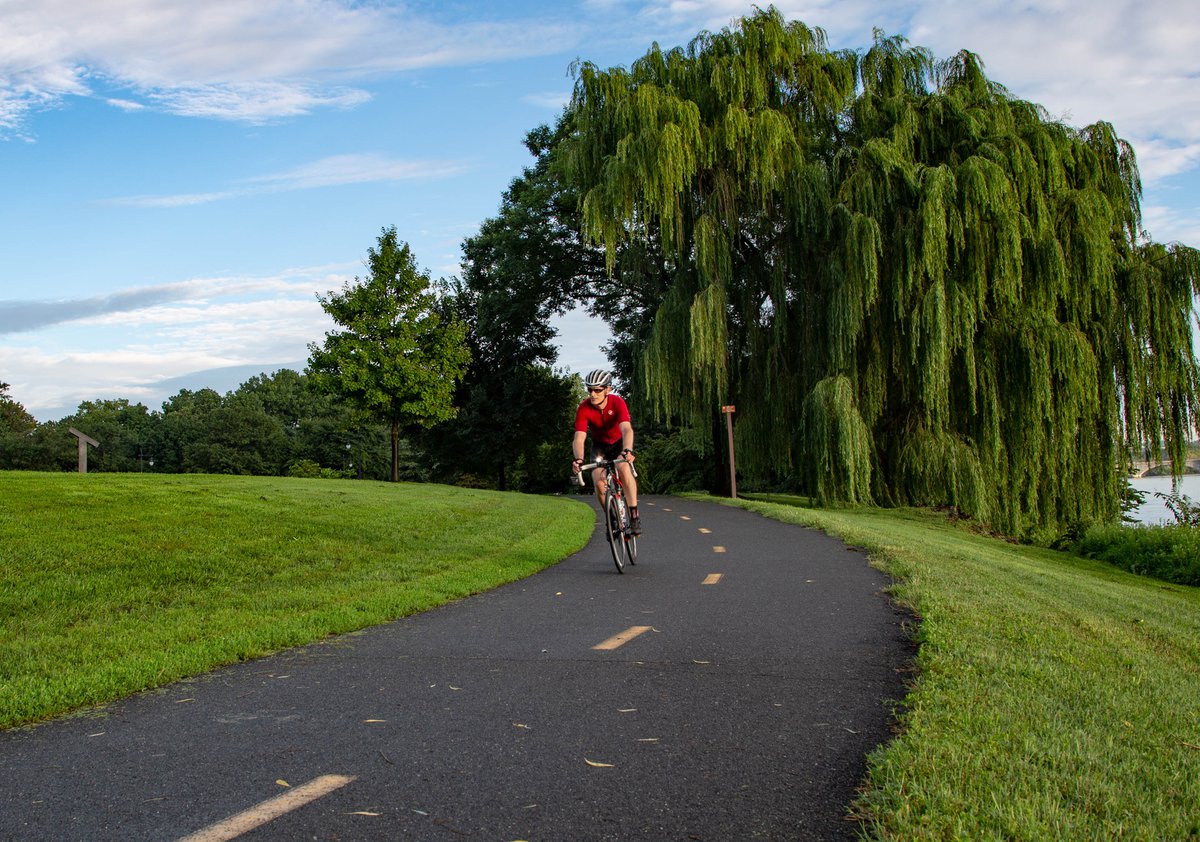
[721,405,736,499]
[68,427,99,473]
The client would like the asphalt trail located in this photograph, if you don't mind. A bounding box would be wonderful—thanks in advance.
[0,495,913,841]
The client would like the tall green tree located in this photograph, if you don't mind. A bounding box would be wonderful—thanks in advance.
[560,8,1200,538]
[419,127,594,491]
[308,227,471,482]
[0,382,36,435]
[0,383,40,469]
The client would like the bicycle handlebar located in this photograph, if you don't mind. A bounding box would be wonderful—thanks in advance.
[577,456,633,472]
[573,456,637,481]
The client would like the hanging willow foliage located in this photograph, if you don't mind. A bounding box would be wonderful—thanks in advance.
[561,7,1200,537]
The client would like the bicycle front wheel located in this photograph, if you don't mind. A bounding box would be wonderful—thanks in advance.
[605,494,626,573]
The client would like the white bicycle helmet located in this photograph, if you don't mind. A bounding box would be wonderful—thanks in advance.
[584,369,613,389]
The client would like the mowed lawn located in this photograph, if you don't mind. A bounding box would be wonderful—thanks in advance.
[0,472,594,730]
[721,494,1200,841]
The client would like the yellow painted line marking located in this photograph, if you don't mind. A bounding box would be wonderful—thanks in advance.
[713,546,726,553]
[177,775,357,842]
[698,528,711,534]
[702,573,723,585]
[592,625,653,651]
[662,507,672,511]
[680,515,691,521]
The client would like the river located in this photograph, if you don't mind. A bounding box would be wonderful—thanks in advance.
[1127,474,1200,525]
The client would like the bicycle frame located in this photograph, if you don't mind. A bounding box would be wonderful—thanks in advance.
[576,457,637,572]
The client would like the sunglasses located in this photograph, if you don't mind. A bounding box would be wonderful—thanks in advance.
[588,386,607,393]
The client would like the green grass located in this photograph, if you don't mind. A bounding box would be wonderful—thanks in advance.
[0,472,594,730]
[713,493,1200,841]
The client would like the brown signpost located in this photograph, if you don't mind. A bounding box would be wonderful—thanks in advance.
[721,405,736,499]
[68,427,99,473]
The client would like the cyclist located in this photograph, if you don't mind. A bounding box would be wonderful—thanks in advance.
[571,369,641,535]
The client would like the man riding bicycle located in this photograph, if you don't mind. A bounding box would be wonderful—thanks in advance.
[571,369,641,535]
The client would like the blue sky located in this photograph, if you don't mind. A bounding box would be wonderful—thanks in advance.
[2,0,1198,421]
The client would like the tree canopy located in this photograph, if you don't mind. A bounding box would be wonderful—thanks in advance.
[308,227,471,482]
[559,7,1200,537]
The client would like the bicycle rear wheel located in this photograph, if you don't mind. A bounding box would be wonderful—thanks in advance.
[605,494,626,573]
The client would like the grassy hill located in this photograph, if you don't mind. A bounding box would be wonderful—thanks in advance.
[0,472,594,730]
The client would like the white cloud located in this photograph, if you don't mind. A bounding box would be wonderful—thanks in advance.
[0,0,576,131]
[0,267,351,417]
[100,153,470,208]
[523,91,572,110]
[105,97,145,111]
[1143,203,1200,248]
[243,154,469,191]
[549,305,614,381]
[147,82,371,123]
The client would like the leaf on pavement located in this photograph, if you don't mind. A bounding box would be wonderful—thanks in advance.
[276,780,290,787]
[348,811,381,816]
[584,758,614,767]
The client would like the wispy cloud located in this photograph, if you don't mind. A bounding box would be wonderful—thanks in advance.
[524,91,572,110]
[244,154,469,190]
[0,284,201,335]
[0,0,577,132]
[0,270,346,335]
[100,153,470,208]
[146,82,372,123]
[1,267,347,417]
[1143,203,1200,248]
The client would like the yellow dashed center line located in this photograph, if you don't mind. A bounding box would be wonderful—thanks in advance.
[177,775,357,842]
[713,546,726,553]
[702,573,723,585]
[593,625,653,651]
[680,515,691,521]
[698,528,712,534]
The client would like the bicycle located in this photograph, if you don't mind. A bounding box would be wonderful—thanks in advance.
[573,457,638,573]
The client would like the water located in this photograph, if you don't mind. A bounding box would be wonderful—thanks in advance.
[1127,474,1200,525]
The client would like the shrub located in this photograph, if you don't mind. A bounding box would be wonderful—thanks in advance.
[1075,524,1200,587]
[285,459,348,479]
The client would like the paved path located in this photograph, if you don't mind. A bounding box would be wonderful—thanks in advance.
[0,496,912,841]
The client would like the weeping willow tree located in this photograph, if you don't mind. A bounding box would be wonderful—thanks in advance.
[560,7,1200,537]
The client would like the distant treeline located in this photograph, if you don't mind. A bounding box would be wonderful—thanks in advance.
[0,372,715,496]
[0,371,577,493]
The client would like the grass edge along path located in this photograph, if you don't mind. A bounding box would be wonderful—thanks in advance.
[0,472,594,730]
[697,493,1200,841]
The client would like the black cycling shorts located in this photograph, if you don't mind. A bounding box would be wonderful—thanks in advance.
[593,438,625,462]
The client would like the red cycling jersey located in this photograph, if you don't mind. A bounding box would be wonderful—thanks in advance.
[574,393,630,445]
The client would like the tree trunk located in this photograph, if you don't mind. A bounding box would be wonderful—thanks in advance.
[390,419,400,483]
